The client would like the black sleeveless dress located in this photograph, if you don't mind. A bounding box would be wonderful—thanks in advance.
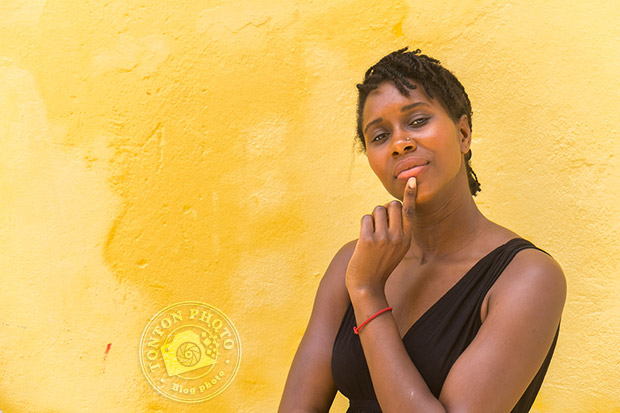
[331,238,559,413]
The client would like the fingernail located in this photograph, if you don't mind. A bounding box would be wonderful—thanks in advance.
[408,177,416,189]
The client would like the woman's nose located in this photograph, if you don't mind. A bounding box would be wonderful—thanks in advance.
[391,129,416,155]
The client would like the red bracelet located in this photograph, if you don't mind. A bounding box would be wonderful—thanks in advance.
[353,307,393,335]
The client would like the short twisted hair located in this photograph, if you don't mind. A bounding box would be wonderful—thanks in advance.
[356,47,481,196]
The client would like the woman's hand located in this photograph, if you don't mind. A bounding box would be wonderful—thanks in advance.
[345,177,417,296]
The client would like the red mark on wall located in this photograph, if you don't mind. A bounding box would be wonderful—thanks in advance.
[103,343,112,373]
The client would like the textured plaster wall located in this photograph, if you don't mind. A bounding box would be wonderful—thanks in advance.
[1,1,619,411]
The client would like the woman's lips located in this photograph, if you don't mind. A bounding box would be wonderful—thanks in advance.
[393,157,429,180]
[396,164,428,180]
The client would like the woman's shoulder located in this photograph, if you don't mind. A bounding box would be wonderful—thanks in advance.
[487,235,566,319]
[486,222,563,277]
[334,239,358,263]
[311,239,359,316]
[481,222,566,303]
[319,239,358,292]
[503,243,566,291]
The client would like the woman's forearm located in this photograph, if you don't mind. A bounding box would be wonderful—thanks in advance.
[350,288,446,413]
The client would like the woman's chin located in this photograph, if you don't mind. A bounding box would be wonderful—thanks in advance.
[388,182,430,205]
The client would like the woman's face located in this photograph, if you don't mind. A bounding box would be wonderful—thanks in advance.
[362,80,471,203]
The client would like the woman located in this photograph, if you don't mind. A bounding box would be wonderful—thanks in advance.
[279,48,566,412]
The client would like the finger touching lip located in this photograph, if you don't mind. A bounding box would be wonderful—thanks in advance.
[396,164,427,180]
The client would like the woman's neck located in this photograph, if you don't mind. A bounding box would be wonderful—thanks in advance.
[406,182,488,264]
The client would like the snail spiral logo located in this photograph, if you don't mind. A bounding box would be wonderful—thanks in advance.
[139,302,241,403]
[177,342,201,366]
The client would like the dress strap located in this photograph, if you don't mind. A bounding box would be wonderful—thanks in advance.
[479,238,549,292]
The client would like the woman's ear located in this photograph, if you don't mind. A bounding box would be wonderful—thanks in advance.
[457,114,472,154]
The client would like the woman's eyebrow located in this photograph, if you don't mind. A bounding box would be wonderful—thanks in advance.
[364,118,383,134]
[401,102,430,112]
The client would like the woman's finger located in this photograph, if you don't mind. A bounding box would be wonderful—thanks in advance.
[386,200,403,236]
[372,205,388,236]
[402,177,417,239]
[359,214,375,242]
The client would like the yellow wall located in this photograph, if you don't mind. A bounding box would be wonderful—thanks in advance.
[1,1,619,411]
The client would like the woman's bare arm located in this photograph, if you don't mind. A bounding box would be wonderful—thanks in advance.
[351,248,565,412]
[279,240,356,413]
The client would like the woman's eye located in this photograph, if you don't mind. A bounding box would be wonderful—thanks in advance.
[409,117,429,127]
[372,133,388,142]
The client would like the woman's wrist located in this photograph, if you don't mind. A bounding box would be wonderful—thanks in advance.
[353,306,393,335]
[347,284,390,322]
[346,281,386,303]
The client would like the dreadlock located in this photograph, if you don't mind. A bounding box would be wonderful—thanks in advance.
[356,47,481,196]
